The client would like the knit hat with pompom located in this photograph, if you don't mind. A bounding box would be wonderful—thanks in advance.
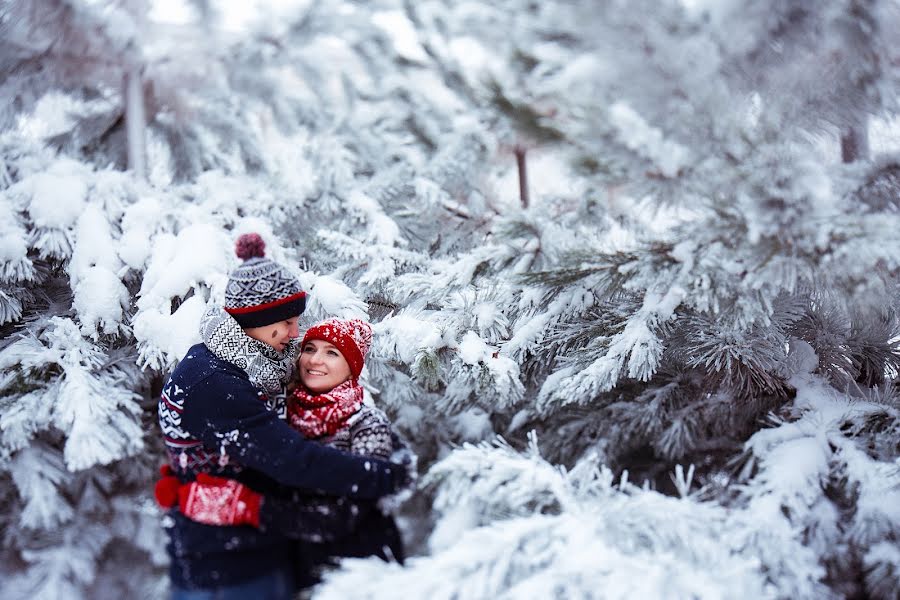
[224,233,306,328]
[301,318,373,378]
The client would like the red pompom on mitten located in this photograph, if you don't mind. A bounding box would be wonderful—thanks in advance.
[155,464,180,509]
[178,473,262,528]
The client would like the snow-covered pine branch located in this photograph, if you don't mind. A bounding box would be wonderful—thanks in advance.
[314,435,811,599]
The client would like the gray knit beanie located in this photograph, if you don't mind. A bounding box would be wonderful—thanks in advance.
[224,233,306,328]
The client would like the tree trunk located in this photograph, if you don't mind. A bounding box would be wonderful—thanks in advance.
[124,65,147,180]
[841,118,869,164]
[515,145,529,209]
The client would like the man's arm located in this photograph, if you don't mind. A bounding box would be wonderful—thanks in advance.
[167,471,373,541]
[180,371,401,500]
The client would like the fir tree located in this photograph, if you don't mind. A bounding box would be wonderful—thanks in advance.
[1,1,899,598]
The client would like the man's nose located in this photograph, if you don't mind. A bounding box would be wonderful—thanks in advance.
[289,322,300,338]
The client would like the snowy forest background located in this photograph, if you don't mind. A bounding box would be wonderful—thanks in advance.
[1,0,900,598]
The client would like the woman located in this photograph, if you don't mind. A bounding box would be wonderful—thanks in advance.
[289,318,394,461]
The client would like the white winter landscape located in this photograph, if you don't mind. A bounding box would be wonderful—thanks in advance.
[1,1,899,599]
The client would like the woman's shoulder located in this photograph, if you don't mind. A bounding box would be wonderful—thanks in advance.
[345,405,393,460]
[347,404,391,428]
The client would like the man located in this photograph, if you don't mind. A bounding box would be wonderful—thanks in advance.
[158,233,407,599]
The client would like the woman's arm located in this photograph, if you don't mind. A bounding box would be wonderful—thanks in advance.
[347,406,394,460]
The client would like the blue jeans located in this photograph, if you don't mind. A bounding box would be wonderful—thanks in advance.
[171,568,293,600]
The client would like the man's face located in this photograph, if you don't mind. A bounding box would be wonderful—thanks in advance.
[243,317,300,352]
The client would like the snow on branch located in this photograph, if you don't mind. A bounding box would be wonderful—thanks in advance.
[608,102,690,178]
[317,230,427,287]
[315,434,796,600]
[0,318,143,471]
[736,372,900,596]
[8,443,74,530]
[438,331,524,414]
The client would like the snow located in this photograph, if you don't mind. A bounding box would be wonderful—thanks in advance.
[69,204,121,284]
[347,190,405,246]
[669,240,695,268]
[0,212,32,281]
[870,114,900,154]
[131,223,232,365]
[640,286,686,323]
[608,102,690,178]
[506,294,574,357]
[406,70,468,114]
[73,266,130,336]
[301,35,374,105]
[9,445,74,530]
[320,441,777,600]
[427,502,479,552]
[488,149,584,209]
[63,204,130,336]
[865,541,900,573]
[447,37,503,79]
[28,172,88,229]
[16,94,87,140]
[149,0,193,25]
[258,130,318,200]
[204,0,316,33]
[759,436,830,504]
[3,2,900,598]
[448,408,494,442]
[305,275,368,321]
[375,314,447,364]
[119,196,165,270]
[372,10,429,63]
[457,331,491,366]
[133,295,207,368]
[136,224,230,311]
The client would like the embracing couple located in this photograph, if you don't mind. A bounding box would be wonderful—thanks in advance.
[156,233,414,599]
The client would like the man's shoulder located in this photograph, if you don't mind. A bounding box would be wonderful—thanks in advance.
[166,344,247,390]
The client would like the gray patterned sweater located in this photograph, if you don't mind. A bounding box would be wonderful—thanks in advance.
[317,405,393,461]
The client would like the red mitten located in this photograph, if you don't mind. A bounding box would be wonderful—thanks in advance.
[178,473,262,528]
[155,464,180,509]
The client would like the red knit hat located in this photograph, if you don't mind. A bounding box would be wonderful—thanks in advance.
[301,318,373,379]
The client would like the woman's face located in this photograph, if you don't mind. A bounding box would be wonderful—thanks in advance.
[298,339,353,393]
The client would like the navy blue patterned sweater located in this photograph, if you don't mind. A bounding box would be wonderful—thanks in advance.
[158,343,401,589]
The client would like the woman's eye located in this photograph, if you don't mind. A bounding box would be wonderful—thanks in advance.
[328,350,338,356]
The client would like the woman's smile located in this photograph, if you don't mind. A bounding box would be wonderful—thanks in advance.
[299,339,353,393]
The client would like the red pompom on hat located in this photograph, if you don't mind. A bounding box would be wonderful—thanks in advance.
[235,233,266,260]
[302,318,373,379]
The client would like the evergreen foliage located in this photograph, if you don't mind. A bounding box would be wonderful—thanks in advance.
[0,0,898,598]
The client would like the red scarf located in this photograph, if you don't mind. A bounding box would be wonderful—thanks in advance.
[288,379,364,438]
